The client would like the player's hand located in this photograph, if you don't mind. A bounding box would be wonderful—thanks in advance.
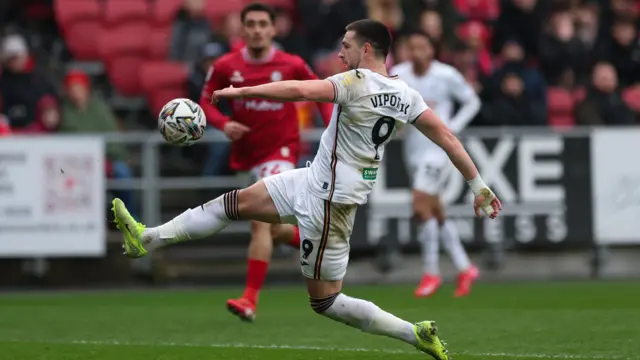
[212,86,244,104]
[223,121,250,141]
[473,188,502,219]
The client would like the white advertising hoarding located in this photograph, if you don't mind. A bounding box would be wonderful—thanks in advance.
[0,136,106,256]
[591,129,640,245]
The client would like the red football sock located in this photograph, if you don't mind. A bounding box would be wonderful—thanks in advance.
[242,258,269,305]
[289,226,301,248]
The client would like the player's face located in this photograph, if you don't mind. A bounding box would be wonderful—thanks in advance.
[339,31,366,70]
[408,34,434,66]
[242,11,275,50]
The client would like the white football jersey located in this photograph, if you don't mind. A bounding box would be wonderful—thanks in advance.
[307,69,428,205]
[390,61,477,166]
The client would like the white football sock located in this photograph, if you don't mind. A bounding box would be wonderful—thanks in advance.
[141,190,239,251]
[418,219,440,275]
[313,293,417,345]
[440,220,471,272]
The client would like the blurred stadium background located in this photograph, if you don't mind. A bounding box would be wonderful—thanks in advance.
[1,1,640,359]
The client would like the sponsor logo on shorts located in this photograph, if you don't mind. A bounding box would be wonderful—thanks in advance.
[362,168,378,180]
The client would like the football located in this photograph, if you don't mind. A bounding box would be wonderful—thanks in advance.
[158,98,206,146]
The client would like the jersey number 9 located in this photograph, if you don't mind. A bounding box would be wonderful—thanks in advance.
[371,116,396,160]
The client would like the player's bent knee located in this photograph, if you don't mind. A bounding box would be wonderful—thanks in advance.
[309,293,340,314]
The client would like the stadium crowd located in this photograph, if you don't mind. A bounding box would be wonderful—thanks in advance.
[0,0,640,173]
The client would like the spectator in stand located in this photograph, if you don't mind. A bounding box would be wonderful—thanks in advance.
[403,0,457,47]
[417,10,455,60]
[169,0,214,63]
[274,7,312,64]
[456,21,493,77]
[602,19,640,87]
[608,0,639,24]
[298,0,366,55]
[575,62,635,125]
[484,38,546,113]
[188,41,227,102]
[220,12,244,52]
[419,10,443,44]
[539,10,588,88]
[10,95,60,133]
[492,0,548,59]
[574,0,603,85]
[0,33,58,131]
[482,72,546,126]
[59,70,138,216]
[450,42,484,94]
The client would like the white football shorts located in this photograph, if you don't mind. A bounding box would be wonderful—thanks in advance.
[263,168,357,281]
[407,152,451,195]
[248,159,296,182]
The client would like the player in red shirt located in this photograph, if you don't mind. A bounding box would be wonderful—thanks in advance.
[200,2,333,322]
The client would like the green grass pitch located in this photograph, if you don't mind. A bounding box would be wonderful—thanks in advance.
[0,281,638,360]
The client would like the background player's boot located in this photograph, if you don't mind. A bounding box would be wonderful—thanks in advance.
[454,265,479,297]
[413,321,450,360]
[112,198,148,258]
[226,298,256,322]
[414,274,442,297]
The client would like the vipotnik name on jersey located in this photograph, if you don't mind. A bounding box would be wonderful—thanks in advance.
[370,94,411,115]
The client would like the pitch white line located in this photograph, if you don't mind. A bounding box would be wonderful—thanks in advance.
[6,339,633,359]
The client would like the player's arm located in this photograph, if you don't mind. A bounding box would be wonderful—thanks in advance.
[447,69,481,133]
[414,109,478,181]
[236,79,336,103]
[213,70,357,105]
[294,57,334,125]
[413,108,502,218]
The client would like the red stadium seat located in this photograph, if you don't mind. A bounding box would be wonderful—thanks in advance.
[148,26,172,59]
[205,0,244,22]
[453,0,500,21]
[140,61,189,115]
[547,87,576,128]
[622,87,640,112]
[153,0,183,26]
[54,0,102,60]
[149,89,188,115]
[100,25,151,95]
[140,61,189,93]
[103,0,150,27]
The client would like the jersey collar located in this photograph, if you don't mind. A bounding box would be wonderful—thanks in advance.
[241,46,276,64]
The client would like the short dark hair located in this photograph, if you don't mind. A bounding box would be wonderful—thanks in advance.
[405,30,438,47]
[345,19,392,58]
[404,29,440,56]
[241,2,275,24]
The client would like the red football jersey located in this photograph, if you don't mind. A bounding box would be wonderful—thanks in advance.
[200,47,333,171]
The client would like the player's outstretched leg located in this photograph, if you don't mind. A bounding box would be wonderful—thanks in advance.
[227,223,300,322]
[112,181,282,258]
[440,220,479,297]
[309,285,449,359]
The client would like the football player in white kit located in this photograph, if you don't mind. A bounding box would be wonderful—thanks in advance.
[111,20,501,360]
[391,31,482,298]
